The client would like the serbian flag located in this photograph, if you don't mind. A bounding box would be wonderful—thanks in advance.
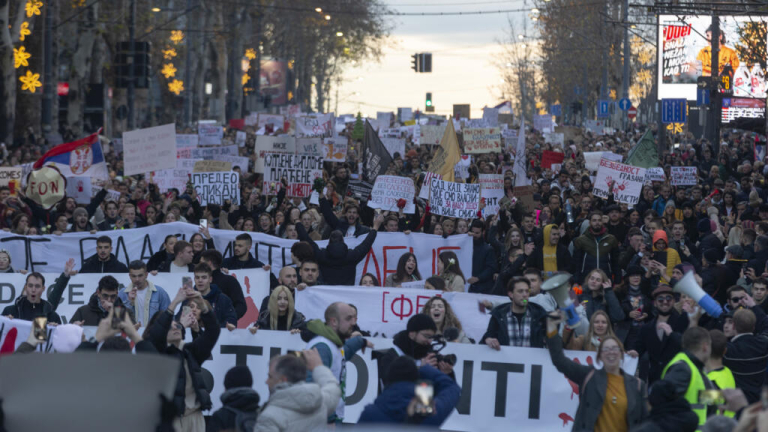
[33,129,108,179]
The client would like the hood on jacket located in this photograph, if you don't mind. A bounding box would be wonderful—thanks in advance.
[302,319,343,347]
[268,381,323,413]
[220,387,260,411]
[326,241,349,260]
[652,230,668,249]
[201,284,222,302]
[543,224,557,246]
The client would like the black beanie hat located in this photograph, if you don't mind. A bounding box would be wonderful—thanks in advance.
[224,365,253,390]
[406,313,437,333]
[384,356,419,387]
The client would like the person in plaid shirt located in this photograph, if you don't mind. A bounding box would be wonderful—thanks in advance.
[481,276,548,349]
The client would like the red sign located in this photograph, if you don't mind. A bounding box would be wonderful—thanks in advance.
[627,107,637,119]
[57,82,69,96]
[541,150,565,169]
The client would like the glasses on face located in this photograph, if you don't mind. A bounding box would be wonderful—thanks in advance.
[730,296,744,303]
[602,347,621,353]
[656,295,674,303]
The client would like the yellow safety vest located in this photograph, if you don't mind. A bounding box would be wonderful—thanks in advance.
[662,352,707,426]
[707,367,736,418]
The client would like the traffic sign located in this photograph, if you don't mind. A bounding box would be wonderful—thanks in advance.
[696,88,710,106]
[627,106,637,119]
[597,99,610,118]
[574,86,583,96]
[618,98,631,111]
[661,98,687,124]
[550,104,561,116]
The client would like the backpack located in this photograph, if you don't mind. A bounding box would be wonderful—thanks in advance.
[222,405,257,432]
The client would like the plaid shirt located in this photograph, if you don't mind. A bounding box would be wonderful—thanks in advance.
[507,307,532,347]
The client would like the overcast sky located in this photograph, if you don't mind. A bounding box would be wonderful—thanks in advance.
[336,0,532,119]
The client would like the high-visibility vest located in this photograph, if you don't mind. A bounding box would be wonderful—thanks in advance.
[662,352,707,426]
[707,367,736,418]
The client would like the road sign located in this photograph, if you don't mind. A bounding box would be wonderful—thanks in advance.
[618,98,631,111]
[696,88,710,106]
[697,76,710,90]
[597,99,610,118]
[627,106,637,119]
[662,99,687,124]
[574,86,583,96]
[550,104,561,116]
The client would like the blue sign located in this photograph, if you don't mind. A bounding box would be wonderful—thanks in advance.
[550,104,561,116]
[597,100,610,118]
[574,86,583,96]
[696,88,710,107]
[661,98,687,124]
[618,98,631,111]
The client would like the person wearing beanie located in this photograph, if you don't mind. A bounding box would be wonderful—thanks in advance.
[359,356,461,425]
[615,265,653,351]
[69,206,96,233]
[651,230,682,279]
[375,313,447,392]
[208,366,260,432]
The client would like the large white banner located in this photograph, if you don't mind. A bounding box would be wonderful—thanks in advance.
[0,269,270,328]
[0,223,473,284]
[296,286,503,342]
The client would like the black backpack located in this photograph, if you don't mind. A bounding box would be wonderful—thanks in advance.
[222,405,257,432]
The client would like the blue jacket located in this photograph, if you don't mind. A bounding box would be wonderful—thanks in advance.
[652,195,667,217]
[469,240,498,294]
[358,365,461,426]
[183,284,237,327]
[118,281,171,326]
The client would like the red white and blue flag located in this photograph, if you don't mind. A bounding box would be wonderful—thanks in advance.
[33,129,108,179]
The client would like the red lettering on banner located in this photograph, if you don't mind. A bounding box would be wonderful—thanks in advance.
[391,294,413,321]
[363,249,382,283]
[416,295,434,312]
[381,291,388,322]
[433,246,461,274]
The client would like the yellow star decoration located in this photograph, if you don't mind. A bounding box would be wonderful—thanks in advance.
[25,0,43,18]
[168,79,184,95]
[245,48,256,60]
[170,30,184,44]
[609,89,617,100]
[14,46,31,69]
[161,63,177,79]
[162,48,177,60]
[19,22,30,41]
[242,74,250,86]
[19,70,41,93]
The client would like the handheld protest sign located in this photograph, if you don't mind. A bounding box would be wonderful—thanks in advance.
[25,166,66,210]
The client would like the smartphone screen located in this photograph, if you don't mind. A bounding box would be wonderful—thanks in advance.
[698,389,724,406]
[200,219,208,229]
[33,316,48,341]
[182,276,192,290]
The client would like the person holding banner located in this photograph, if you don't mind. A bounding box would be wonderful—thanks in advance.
[2,272,62,324]
[384,253,422,287]
[251,286,306,332]
[546,311,648,432]
[482,276,548,349]
[319,195,370,238]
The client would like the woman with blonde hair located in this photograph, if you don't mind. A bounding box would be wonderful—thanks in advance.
[578,269,626,327]
[250,286,305,333]
[179,297,213,340]
[437,251,466,292]
[562,310,616,352]
[422,297,471,343]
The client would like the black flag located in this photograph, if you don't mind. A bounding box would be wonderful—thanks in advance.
[362,120,393,182]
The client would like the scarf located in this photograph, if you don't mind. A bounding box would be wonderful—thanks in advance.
[542,224,559,277]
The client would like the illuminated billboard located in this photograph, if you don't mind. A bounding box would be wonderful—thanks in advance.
[658,15,767,100]
[722,97,765,124]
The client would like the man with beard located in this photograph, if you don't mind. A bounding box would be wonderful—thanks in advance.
[260,266,298,312]
[80,236,129,273]
[468,220,498,294]
[69,207,96,233]
[632,285,686,384]
[320,195,370,237]
[331,164,350,198]
[302,302,366,423]
[572,211,620,284]
[97,200,120,231]
[482,277,548,349]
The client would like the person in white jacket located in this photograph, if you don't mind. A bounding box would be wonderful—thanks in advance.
[255,348,341,432]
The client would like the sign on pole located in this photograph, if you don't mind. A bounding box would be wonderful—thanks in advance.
[627,106,638,119]
[661,99,687,123]
[598,100,611,118]
[618,98,631,111]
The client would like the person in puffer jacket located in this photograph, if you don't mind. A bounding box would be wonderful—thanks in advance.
[651,230,681,279]
[572,211,620,284]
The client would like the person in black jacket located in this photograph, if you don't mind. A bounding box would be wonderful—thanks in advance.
[146,286,220,431]
[147,235,177,273]
[183,262,237,329]
[319,195,371,237]
[199,250,247,320]
[296,213,382,286]
[221,233,267,270]
[156,240,195,273]
[2,272,61,324]
[632,285,686,384]
[723,308,768,404]
[481,276,548,349]
[468,220,498,294]
[80,236,128,274]
[207,366,259,432]
[70,275,134,326]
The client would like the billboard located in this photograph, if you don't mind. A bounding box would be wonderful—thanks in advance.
[721,97,765,124]
[259,60,287,105]
[658,15,767,100]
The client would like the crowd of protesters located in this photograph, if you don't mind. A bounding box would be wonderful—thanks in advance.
[3,118,768,432]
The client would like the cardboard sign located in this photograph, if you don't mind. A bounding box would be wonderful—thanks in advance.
[198,124,223,145]
[296,113,333,138]
[25,167,66,210]
[419,172,442,199]
[190,145,238,160]
[193,160,232,173]
[482,107,499,126]
[543,132,564,147]
[419,125,447,145]
[645,167,666,182]
[670,166,697,186]
[323,138,347,162]
[235,131,246,147]
[533,114,553,133]
[191,171,240,205]
[381,137,406,158]
[594,159,646,205]
[295,138,324,157]
[513,186,536,211]
[429,179,481,219]
[65,177,92,204]
[463,127,501,154]
[263,154,323,197]
[176,134,199,148]
[254,136,296,173]
[368,175,416,214]
[220,155,250,172]
[479,174,504,217]
[541,151,565,170]
[0,167,22,196]
[123,123,177,176]
[584,151,622,172]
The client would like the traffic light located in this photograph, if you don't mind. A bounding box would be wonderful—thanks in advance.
[421,53,432,73]
[411,54,420,73]
[426,92,432,108]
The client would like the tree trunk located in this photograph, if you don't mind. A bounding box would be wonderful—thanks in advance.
[212,3,227,124]
[66,3,99,137]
